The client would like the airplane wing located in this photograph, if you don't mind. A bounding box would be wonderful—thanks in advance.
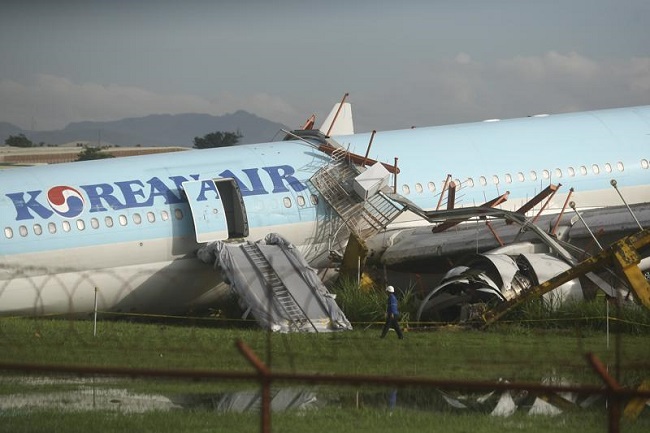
[376,203,650,270]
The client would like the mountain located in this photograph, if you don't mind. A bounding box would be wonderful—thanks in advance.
[0,111,289,147]
[0,122,23,140]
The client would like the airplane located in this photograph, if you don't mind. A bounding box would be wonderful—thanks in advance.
[1,102,649,319]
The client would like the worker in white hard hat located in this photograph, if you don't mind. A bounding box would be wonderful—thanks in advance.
[380,285,404,339]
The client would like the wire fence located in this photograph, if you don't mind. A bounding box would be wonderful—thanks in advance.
[0,310,649,433]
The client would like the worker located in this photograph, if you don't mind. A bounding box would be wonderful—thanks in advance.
[380,285,404,339]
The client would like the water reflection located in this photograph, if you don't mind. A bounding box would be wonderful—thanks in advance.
[0,386,182,413]
[172,388,321,412]
[0,375,604,417]
[388,389,397,411]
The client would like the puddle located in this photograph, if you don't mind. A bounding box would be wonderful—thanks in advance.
[0,375,606,416]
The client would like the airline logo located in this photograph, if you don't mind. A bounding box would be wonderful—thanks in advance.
[46,186,86,218]
[6,164,307,221]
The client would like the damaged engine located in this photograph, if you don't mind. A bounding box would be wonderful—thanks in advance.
[416,243,585,323]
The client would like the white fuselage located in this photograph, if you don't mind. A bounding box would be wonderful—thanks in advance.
[1,105,649,315]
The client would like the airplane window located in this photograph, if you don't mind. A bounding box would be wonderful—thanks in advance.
[517,172,525,182]
[641,159,649,169]
[19,225,28,237]
[33,224,42,236]
[428,182,436,192]
[119,215,128,226]
[580,166,588,175]
[133,213,142,224]
[568,167,575,177]
[62,221,71,232]
[467,178,475,187]
[48,222,57,234]
[492,175,499,185]
[105,216,114,228]
[415,183,423,193]
[617,161,624,171]
[4,227,13,239]
[161,210,170,221]
[542,170,550,179]
[554,168,562,178]
[297,196,306,207]
[529,171,537,181]
[76,219,85,231]
[174,209,183,220]
[605,163,613,173]
[147,212,156,223]
[91,218,100,229]
[504,174,512,184]
[592,164,600,174]
[402,184,410,195]
[310,194,319,205]
[479,176,487,186]
[283,197,292,208]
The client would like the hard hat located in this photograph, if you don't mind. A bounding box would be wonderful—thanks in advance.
[386,286,395,293]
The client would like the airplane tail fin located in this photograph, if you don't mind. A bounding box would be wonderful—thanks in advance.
[319,102,354,136]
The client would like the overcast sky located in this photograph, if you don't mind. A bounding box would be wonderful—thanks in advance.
[1,0,649,132]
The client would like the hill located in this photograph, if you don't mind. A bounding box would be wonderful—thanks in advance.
[0,122,23,141]
[0,111,289,147]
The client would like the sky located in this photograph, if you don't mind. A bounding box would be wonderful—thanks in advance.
[1,0,649,133]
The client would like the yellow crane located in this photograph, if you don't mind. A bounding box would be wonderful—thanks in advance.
[478,229,650,328]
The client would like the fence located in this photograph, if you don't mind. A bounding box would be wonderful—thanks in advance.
[1,311,649,433]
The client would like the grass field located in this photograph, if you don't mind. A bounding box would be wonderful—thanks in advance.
[0,316,649,432]
[4,407,648,433]
[1,317,648,380]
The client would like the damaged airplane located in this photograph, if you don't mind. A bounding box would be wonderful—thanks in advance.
[1,101,649,329]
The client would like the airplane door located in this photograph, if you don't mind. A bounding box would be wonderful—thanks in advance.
[182,179,249,243]
[214,178,249,239]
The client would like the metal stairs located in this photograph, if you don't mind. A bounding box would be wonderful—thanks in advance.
[241,242,315,332]
[310,159,403,239]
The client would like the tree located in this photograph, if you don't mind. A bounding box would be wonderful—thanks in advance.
[193,131,242,149]
[5,134,33,148]
[76,146,115,161]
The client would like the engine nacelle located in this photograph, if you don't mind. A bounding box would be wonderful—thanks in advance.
[416,244,584,323]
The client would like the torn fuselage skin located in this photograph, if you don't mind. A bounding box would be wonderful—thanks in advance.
[416,243,585,323]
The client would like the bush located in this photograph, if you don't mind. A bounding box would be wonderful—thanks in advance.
[504,297,650,333]
[331,277,415,328]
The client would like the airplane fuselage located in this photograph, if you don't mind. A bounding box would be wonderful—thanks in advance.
[1,105,649,315]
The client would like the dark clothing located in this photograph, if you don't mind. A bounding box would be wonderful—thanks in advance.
[381,293,404,339]
[381,315,404,339]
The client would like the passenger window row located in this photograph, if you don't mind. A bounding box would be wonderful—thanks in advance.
[3,208,183,240]
[398,160,647,195]
[282,194,318,208]
[5,192,323,238]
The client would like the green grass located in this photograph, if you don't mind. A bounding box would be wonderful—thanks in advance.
[2,405,649,433]
[1,317,648,383]
[1,316,649,433]
[508,298,650,333]
[330,277,650,334]
[331,277,416,328]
